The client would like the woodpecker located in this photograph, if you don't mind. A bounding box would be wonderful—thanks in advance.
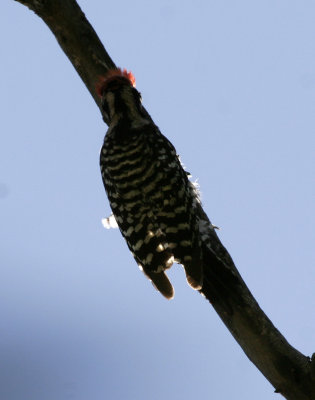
[98,68,217,299]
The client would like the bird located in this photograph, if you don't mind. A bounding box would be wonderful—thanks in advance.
[97,68,221,300]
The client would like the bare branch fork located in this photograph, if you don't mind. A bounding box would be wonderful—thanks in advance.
[13,1,315,398]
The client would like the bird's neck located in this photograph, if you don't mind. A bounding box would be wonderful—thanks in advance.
[110,112,149,130]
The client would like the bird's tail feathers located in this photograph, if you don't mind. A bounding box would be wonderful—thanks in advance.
[182,248,203,291]
[145,270,175,299]
[200,243,244,314]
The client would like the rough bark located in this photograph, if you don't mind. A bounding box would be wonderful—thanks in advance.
[13,1,315,399]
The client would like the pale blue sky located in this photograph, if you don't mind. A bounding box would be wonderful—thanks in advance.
[1,1,314,399]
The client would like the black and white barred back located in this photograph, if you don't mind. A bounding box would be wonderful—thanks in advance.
[99,69,210,299]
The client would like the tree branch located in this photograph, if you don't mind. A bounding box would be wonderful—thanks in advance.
[13,0,315,398]
[15,0,115,119]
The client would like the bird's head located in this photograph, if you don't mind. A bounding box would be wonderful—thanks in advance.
[96,68,143,124]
